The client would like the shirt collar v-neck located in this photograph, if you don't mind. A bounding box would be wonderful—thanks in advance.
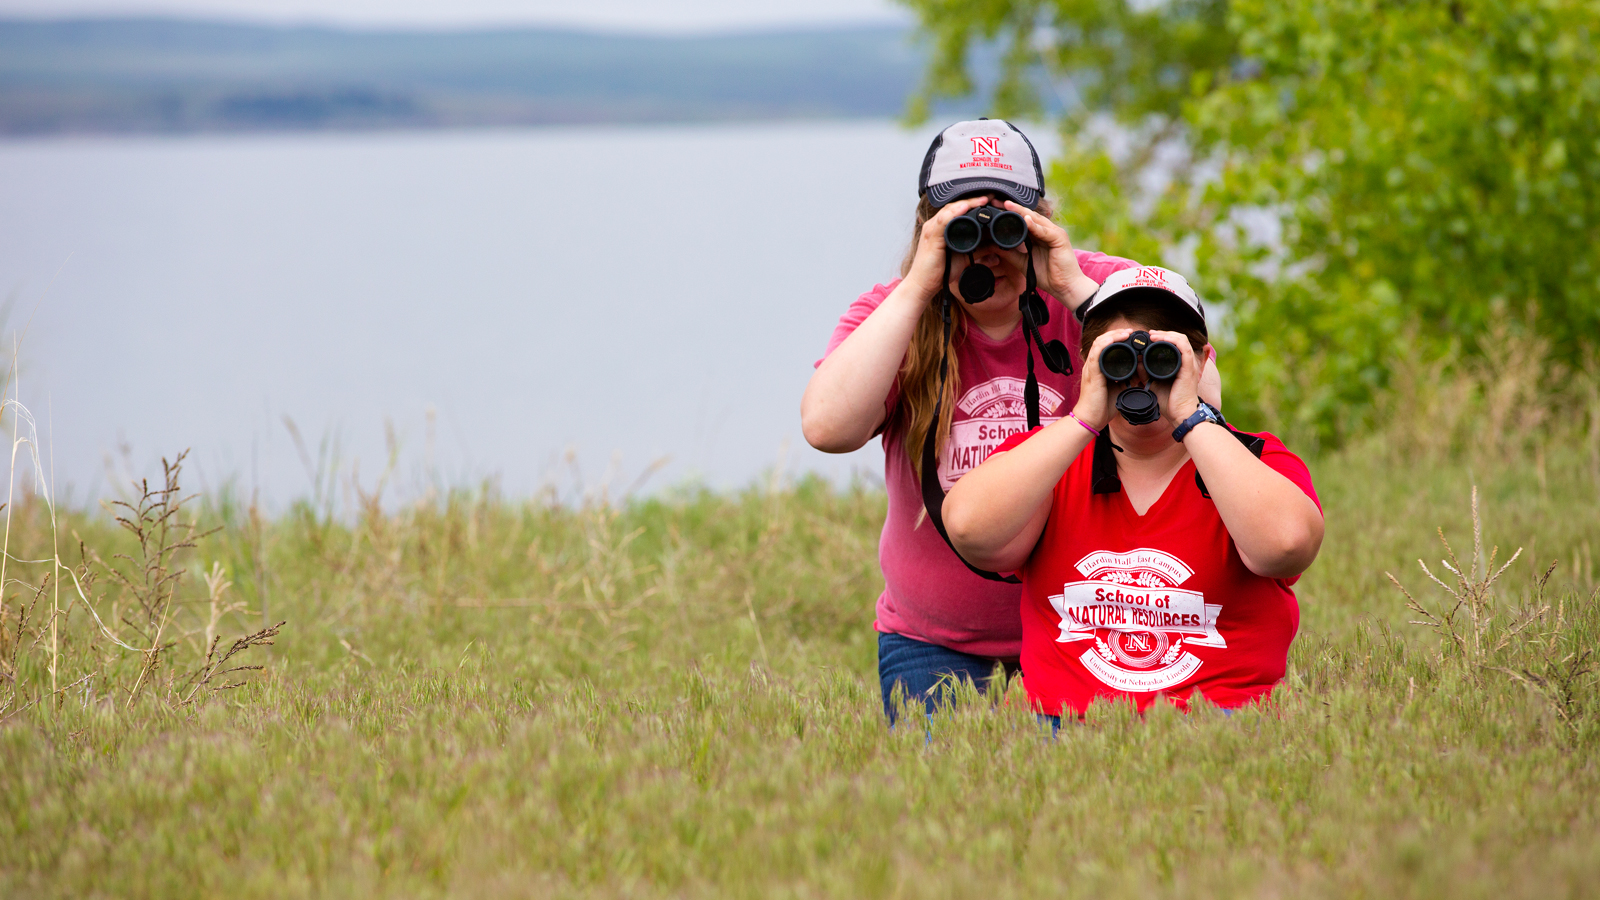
[1091,426,1269,496]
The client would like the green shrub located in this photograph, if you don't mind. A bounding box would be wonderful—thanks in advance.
[903,0,1600,444]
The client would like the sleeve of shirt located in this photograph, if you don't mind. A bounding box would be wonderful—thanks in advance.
[991,425,1045,456]
[1073,249,1141,284]
[814,279,903,426]
[1253,431,1322,513]
[816,280,898,367]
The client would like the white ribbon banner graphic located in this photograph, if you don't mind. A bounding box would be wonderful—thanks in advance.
[1047,581,1227,649]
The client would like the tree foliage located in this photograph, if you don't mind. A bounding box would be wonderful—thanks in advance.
[902,0,1600,441]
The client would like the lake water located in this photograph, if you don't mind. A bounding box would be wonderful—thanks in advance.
[0,120,1055,507]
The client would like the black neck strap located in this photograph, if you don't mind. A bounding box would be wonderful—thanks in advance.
[1018,239,1044,430]
[914,242,1058,584]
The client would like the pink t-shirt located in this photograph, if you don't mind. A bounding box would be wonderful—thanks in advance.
[816,250,1139,658]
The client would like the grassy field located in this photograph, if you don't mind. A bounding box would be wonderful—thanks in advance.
[0,406,1597,897]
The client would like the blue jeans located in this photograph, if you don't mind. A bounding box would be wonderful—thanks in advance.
[877,632,1019,722]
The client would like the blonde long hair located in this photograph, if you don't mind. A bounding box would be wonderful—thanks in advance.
[893,194,1055,481]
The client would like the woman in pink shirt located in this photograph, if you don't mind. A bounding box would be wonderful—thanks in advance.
[802,119,1182,720]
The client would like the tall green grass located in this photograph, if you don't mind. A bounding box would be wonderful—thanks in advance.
[0,359,1596,897]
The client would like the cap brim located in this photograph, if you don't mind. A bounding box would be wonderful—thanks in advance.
[927,177,1040,209]
[1077,286,1208,336]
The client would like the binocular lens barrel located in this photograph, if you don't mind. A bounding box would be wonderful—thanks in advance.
[944,206,1028,254]
[989,211,1027,249]
[945,216,983,254]
[1099,343,1139,382]
[1098,330,1183,383]
[1143,343,1181,380]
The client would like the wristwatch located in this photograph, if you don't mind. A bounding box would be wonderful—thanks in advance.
[1172,401,1226,443]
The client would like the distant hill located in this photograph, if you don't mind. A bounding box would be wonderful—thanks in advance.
[0,18,937,135]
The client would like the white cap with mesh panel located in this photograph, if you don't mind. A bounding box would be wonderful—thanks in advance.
[918,119,1047,209]
[1075,265,1208,336]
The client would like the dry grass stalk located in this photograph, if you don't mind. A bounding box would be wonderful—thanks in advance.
[1473,313,1552,459]
[1491,574,1599,735]
[101,451,218,638]
[1369,307,1591,468]
[0,334,277,719]
[179,619,284,707]
[0,576,48,687]
[1387,486,1527,665]
[0,670,94,725]
[576,504,654,655]
[1389,487,1596,735]
[97,451,216,706]
[199,561,243,653]
[1584,354,1600,490]
[70,450,279,710]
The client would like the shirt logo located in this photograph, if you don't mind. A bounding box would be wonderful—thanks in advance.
[938,376,1064,490]
[1046,548,1225,693]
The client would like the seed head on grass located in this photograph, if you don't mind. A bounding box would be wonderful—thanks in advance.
[1388,484,1597,739]
[179,619,284,707]
[1489,579,1599,738]
[1386,485,1525,665]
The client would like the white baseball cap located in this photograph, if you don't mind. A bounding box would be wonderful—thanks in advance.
[918,119,1046,209]
[1076,265,1208,335]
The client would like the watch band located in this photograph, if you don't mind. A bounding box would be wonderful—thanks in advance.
[1172,401,1225,443]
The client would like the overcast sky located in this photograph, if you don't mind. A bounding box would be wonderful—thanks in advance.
[0,0,910,32]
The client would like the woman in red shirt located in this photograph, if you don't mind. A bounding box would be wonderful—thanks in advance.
[942,266,1324,718]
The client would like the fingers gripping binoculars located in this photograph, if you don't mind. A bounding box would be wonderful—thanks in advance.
[944,204,1027,254]
[1099,330,1182,425]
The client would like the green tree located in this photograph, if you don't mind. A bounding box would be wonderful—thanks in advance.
[904,0,1600,441]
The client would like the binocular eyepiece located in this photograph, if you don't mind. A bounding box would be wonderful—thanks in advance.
[1099,331,1183,426]
[945,204,1027,254]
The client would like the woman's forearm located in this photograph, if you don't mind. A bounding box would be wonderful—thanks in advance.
[800,283,929,453]
[943,417,1093,571]
[1184,423,1324,578]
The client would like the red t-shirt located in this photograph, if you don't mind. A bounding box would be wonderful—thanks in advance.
[992,426,1321,715]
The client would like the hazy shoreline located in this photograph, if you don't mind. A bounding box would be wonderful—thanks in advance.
[0,17,940,136]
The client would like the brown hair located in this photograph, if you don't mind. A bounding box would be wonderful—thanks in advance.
[893,194,1055,481]
[1079,294,1209,363]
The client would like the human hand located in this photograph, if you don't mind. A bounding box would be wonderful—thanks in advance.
[1002,200,1100,311]
[902,196,999,302]
[1071,328,1134,431]
[1150,330,1204,424]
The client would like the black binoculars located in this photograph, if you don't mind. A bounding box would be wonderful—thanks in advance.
[1099,331,1182,383]
[1099,331,1182,426]
[945,204,1027,254]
